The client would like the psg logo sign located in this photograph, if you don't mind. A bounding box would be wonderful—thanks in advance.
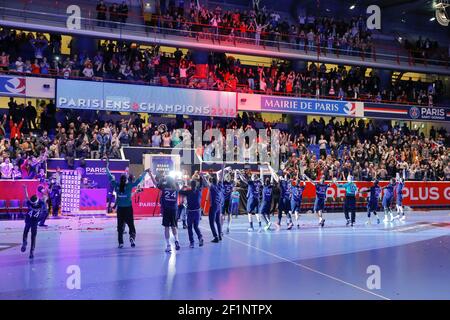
[409,106,420,119]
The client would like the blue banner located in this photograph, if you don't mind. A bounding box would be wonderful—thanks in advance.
[364,103,450,122]
[47,159,130,189]
[56,79,237,117]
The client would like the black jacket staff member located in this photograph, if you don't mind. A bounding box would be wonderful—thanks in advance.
[106,159,149,248]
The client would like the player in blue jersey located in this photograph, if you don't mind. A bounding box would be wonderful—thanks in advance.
[237,170,263,232]
[21,185,46,259]
[149,171,181,253]
[275,171,294,230]
[258,177,274,231]
[304,174,332,227]
[179,177,204,248]
[361,179,382,225]
[203,165,232,242]
[220,171,236,235]
[393,171,406,221]
[290,178,306,229]
[382,178,396,223]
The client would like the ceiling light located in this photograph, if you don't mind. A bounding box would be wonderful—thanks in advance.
[349,4,356,10]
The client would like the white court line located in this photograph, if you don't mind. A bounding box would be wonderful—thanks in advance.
[217,230,391,300]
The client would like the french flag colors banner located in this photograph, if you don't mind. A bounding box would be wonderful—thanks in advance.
[0,75,55,98]
[364,102,450,122]
[237,93,364,117]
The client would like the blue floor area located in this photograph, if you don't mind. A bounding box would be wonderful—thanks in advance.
[0,210,449,300]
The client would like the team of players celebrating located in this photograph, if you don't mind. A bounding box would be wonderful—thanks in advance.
[20,162,407,257]
[143,164,408,252]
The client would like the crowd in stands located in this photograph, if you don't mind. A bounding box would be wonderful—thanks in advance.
[137,0,374,57]
[0,26,442,106]
[0,96,448,181]
[405,36,449,63]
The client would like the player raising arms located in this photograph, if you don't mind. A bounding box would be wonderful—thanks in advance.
[361,179,382,225]
[236,170,263,232]
[221,170,236,235]
[257,164,280,231]
[290,176,306,229]
[393,171,406,221]
[148,170,181,253]
[381,178,396,223]
[202,165,232,242]
[275,171,294,230]
[179,175,204,248]
[303,174,332,228]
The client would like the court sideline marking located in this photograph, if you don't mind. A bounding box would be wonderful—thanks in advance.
[211,228,391,300]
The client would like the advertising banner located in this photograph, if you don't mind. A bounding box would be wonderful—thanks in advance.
[289,181,450,207]
[0,180,40,201]
[237,93,364,117]
[0,75,55,98]
[46,159,130,189]
[364,103,450,122]
[56,79,237,117]
[130,181,450,216]
[0,75,26,96]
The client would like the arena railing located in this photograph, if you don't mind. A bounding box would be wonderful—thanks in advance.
[0,68,444,108]
[1,5,449,71]
[0,69,443,108]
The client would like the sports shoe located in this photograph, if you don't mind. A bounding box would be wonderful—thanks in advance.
[199,238,204,247]
[175,241,180,250]
[130,238,136,248]
[21,241,27,252]
[365,220,371,225]
[320,219,325,227]
[377,218,381,224]
[297,224,300,229]
[189,243,194,248]
[400,216,406,221]
[287,222,294,230]
[346,219,351,226]
[118,244,124,249]
[264,222,272,231]
[383,216,389,223]
[211,237,219,243]
[247,227,254,232]
[38,224,48,227]
[165,245,171,253]
[226,227,230,234]
[351,222,354,227]
[29,251,34,259]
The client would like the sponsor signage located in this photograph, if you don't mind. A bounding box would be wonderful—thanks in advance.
[56,79,237,117]
[237,93,364,117]
[0,75,55,98]
[365,103,450,122]
[46,159,130,189]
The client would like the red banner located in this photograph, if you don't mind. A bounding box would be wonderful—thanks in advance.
[132,188,161,216]
[0,180,40,202]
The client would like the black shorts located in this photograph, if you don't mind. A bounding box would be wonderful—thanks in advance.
[162,209,177,227]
